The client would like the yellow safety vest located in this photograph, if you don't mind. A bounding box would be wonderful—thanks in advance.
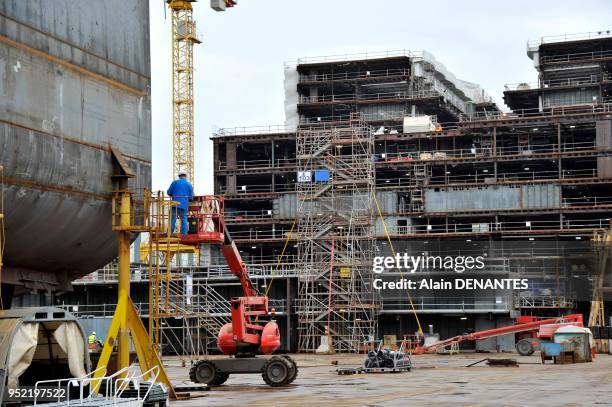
[88,334,96,344]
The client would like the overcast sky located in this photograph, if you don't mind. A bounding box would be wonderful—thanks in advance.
[149,0,612,193]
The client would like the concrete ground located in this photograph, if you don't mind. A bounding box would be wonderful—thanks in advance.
[165,353,612,407]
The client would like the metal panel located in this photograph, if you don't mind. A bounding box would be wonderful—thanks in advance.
[425,185,560,212]
[0,0,150,91]
[597,120,612,178]
[273,193,297,218]
[375,191,397,213]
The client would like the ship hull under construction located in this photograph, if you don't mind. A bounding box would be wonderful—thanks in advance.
[0,0,151,299]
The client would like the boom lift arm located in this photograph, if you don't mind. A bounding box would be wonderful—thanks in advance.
[180,195,297,387]
[415,314,583,354]
[180,195,280,356]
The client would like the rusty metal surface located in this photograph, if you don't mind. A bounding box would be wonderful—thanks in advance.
[0,0,151,288]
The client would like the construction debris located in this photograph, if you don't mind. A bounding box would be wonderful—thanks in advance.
[467,358,519,367]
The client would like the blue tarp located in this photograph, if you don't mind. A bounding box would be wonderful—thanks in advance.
[314,169,330,182]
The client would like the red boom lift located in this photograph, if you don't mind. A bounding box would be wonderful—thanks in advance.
[414,314,584,355]
[179,196,297,386]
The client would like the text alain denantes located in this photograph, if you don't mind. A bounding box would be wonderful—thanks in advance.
[372,252,528,291]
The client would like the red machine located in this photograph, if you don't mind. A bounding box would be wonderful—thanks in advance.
[415,314,584,355]
[180,196,297,387]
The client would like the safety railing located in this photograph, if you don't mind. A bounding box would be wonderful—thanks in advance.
[299,90,439,104]
[515,295,575,309]
[216,140,604,174]
[379,296,511,313]
[464,102,612,122]
[72,264,151,284]
[33,366,108,405]
[504,74,611,91]
[217,156,297,170]
[540,48,612,65]
[213,124,296,137]
[562,196,612,207]
[422,168,598,187]
[228,227,296,241]
[224,209,277,221]
[527,30,612,48]
[287,49,422,67]
[377,141,603,163]
[217,183,296,194]
[385,218,610,236]
[396,194,612,215]
[217,169,605,195]
[72,254,304,284]
[299,68,410,83]
[206,264,300,280]
[211,105,612,142]
[58,302,150,318]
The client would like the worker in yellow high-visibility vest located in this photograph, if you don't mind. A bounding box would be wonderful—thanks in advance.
[88,331,101,350]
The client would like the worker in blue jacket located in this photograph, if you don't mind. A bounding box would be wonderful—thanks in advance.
[167,171,194,235]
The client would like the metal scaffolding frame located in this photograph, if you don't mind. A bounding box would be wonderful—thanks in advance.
[295,113,378,352]
[169,1,200,182]
[143,193,235,358]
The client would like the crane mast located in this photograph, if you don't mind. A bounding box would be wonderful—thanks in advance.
[168,0,200,182]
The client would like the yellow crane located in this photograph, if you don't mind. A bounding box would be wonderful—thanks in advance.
[167,0,236,182]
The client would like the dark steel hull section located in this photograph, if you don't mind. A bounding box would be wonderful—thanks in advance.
[0,1,151,291]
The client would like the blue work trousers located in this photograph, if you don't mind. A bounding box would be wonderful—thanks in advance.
[171,207,188,235]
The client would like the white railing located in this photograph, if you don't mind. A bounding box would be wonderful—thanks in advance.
[377,141,602,163]
[217,157,297,170]
[528,30,612,48]
[505,74,611,91]
[516,295,575,309]
[540,49,612,65]
[386,218,610,236]
[286,49,423,67]
[217,183,295,194]
[378,168,601,189]
[33,366,107,405]
[58,302,150,318]
[213,124,296,138]
[380,296,511,313]
[299,89,439,104]
[299,68,410,83]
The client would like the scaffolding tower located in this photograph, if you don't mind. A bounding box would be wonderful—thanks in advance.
[296,113,378,352]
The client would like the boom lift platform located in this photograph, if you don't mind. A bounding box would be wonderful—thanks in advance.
[178,196,298,387]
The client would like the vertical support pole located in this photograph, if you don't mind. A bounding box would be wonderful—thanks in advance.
[118,191,132,374]
[557,123,563,229]
[492,126,498,181]
[0,165,3,310]
[286,278,291,352]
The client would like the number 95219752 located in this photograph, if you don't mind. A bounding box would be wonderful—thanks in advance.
[4,386,67,403]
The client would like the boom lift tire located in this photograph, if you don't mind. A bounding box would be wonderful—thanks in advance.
[212,372,230,386]
[516,338,535,356]
[281,355,298,384]
[261,356,293,387]
[190,360,219,385]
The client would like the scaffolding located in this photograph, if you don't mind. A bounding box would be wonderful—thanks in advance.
[589,227,612,326]
[296,113,378,352]
[120,192,231,359]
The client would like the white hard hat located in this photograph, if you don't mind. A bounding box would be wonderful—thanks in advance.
[92,331,96,335]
